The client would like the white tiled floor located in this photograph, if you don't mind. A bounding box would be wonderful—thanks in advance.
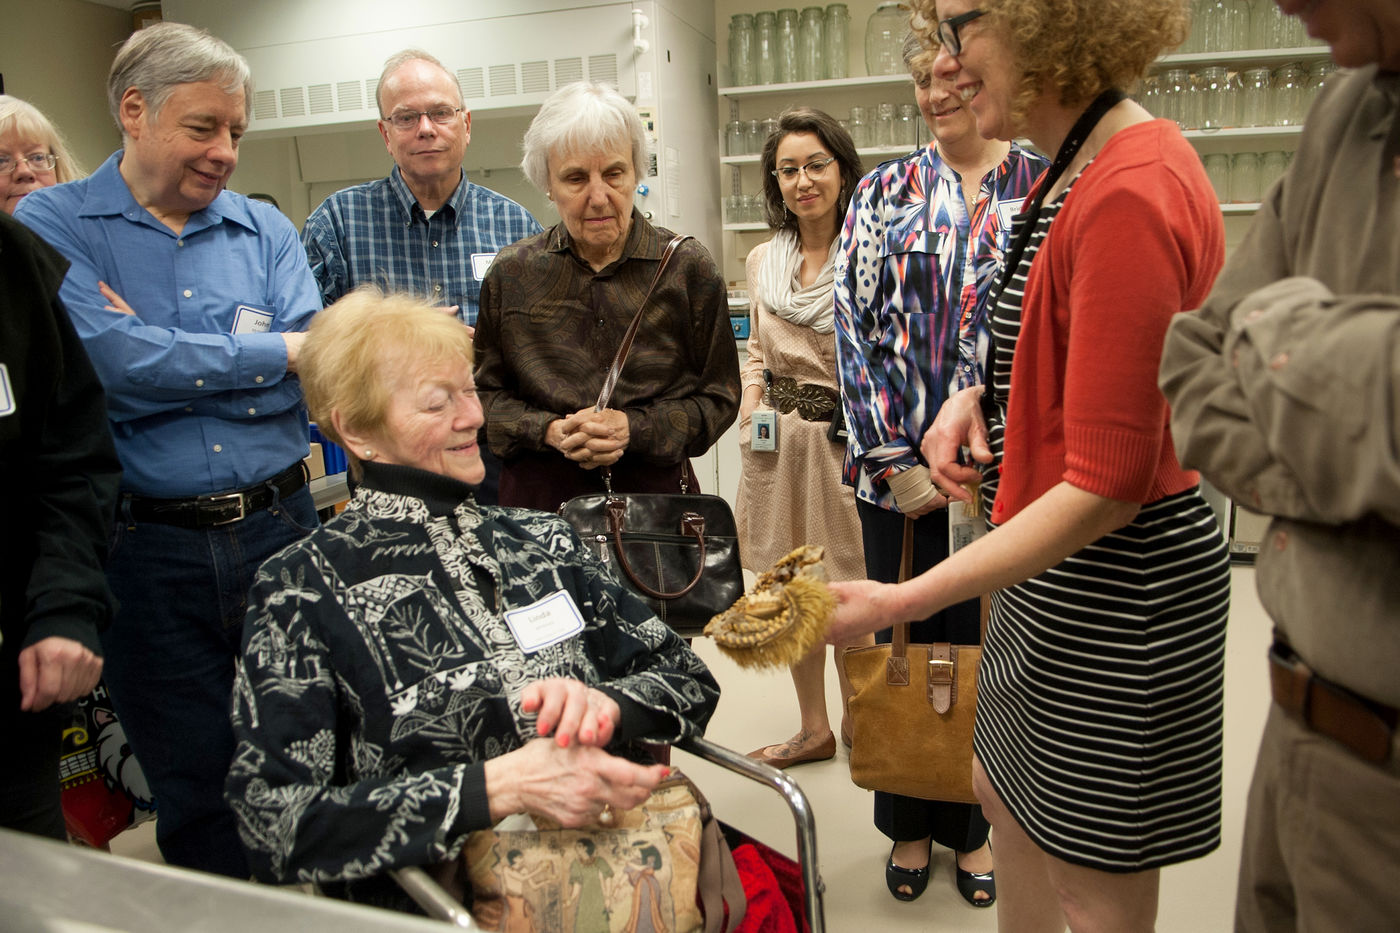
[112,566,1274,931]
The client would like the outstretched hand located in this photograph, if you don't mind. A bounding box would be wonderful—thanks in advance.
[825,579,910,646]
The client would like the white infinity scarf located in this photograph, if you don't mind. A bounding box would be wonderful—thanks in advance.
[753,228,838,335]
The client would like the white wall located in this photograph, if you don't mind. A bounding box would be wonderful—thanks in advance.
[1,0,129,175]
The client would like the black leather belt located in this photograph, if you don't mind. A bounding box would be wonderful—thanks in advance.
[125,461,309,529]
[1269,641,1397,764]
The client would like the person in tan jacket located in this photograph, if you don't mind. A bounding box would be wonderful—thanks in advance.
[1159,4,1400,931]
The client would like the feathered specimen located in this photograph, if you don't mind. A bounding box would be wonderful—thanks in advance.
[704,545,835,670]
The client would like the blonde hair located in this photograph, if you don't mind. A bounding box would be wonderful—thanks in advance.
[911,0,1189,126]
[0,95,85,183]
[299,287,475,473]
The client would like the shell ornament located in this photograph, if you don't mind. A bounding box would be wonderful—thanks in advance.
[704,545,835,670]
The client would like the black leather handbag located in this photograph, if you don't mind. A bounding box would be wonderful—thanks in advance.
[558,235,744,637]
[561,491,743,637]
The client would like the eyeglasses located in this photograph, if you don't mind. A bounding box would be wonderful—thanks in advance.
[0,152,57,175]
[937,9,987,57]
[771,157,836,182]
[384,107,463,131]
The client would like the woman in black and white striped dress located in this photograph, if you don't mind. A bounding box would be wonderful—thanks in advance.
[827,1,1231,930]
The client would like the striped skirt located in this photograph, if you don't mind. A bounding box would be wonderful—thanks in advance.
[973,489,1230,872]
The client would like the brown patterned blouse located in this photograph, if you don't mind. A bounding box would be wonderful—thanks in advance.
[475,211,740,509]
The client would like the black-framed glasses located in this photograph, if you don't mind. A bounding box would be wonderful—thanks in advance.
[384,107,463,131]
[771,157,836,182]
[937,9,987,57]
[0,152,57,175]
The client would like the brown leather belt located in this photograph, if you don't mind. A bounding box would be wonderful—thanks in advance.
[1268,642,1397,764]
[125,461,309,528]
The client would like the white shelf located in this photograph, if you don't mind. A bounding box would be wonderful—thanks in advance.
[1155,46,1331,69]
[722,222,770,232]
[1220,202,1263,214]
[721,144,918,166]
[719,73,913,97]
[1181,124,1305,140]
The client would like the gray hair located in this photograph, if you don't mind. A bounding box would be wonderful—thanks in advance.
[107,22,252,135]
[376,49,463,118]
[0,95,85,182]
[520,81,648,193]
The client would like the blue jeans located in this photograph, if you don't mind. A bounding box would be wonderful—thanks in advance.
[102,483,317,876]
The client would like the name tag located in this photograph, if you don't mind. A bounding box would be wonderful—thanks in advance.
[471,252,497,281]
[231,304,274,335]
[0,363,14,417]
[503,590,586,654]
[996,197,1026,232]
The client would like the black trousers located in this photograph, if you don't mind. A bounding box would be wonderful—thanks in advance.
[856,498,990,853]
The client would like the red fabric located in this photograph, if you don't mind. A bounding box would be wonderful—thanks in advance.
[730,844,799,933]
[991,120,1225,524]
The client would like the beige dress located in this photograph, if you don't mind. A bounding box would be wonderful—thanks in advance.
[735,241,865,581]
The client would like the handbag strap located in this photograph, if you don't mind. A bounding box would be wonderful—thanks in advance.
[891,517,915,661]
[594,234,692,412]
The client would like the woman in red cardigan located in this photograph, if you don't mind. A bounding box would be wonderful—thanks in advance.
[827,2,1231,931]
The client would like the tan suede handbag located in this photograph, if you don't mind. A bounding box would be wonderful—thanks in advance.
[842,516,982,803]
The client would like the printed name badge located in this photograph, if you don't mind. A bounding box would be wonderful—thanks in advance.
[471,252,497,281]
[231,305,274,335]
[0,363,15,417]
[504,590,586,654]
[997,198,1027,231]
[751,409,777,451]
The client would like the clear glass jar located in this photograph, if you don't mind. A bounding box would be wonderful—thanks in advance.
[1196,66,1234,129]
[1198,0,1229,52]
[729,14,755,87]
[1136,75,1161,119]
[775,9,800,84]
[847,105,870,149]
[1159,67,1192,129]
[1228,0,1252,50]
[1304,61,1338,110]
[874,102,896,147]
[864,2,909,76]
[1239,66,1273,126]
[798,7,826,82]
[745,118,765,155]
[1231,151,1262,203]
[1260,150,1289,192]
[825,4,850,80]
[726,120,746,156]
[1250,0,1286,48]
[1272,62,1308,126]
[898,103,921,148]
[762,116,780,143]
[1202,152,1231,203]
[755,11,777,85]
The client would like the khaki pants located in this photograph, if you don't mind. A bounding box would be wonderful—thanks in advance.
[1236,704,1400,932]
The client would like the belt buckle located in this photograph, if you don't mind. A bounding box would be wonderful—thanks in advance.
[204,491,248,526]
[927,658,954,685]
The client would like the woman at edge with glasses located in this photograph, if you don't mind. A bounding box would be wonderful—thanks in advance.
[0,96,84,215]
[834,30,1045,909]
[736,107,870,772]
[830,2,1231,930]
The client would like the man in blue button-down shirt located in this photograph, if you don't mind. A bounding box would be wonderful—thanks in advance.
[300,49,541,503]
[15,22,321,877]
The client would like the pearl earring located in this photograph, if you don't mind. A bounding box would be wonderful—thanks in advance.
[363,448,374,459]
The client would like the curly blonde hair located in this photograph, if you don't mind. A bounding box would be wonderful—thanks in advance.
[911,0,1188,126]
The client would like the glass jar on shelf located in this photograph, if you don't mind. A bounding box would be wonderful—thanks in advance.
[755,11,777,85]
[1250,1,1286,49]
[1159,67,1192,129]
[1239,67,1273,126]
[776,9,800,84]
[1228,0,1252,50]
[762,115,780,142]
[726,120,746,156]
[874,102,896,147]
[1202,153,1231,204]
[1304,61,1338,111]
[847,105,871,149]
[729,13,755,87]
[1198,0,1229,52]
[1136,75,1161,119]
[1196,66,1235,130]
[1231,151,1262,203]
[745,118,765,155]
[897,103,921,148]
[864,2,910,76]
[725,193,744,224]
[1272,62,1308,126]
[798,6,826,82]
[824,4,850,79]
[1260,150,1289,192]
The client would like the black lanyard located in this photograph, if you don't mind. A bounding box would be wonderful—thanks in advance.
[980,87,1129,423]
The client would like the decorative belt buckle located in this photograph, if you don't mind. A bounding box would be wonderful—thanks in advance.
[927,658,954,685]
[204,491,248,526]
